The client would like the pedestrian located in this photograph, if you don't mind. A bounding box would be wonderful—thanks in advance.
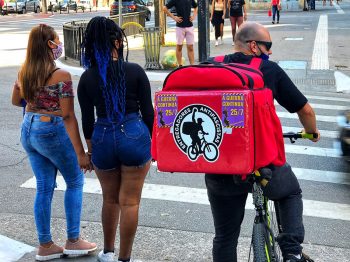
[78,16,154,262]
[271,0,281,24]
[210,0,226,46]
[12,24,97,261]
[228,0,247,46]
[205,22,319,262]
[0,0,4,15]
[163,0,198,66]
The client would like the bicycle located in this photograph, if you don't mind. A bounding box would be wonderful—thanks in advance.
[187,131,218,161]
[249,132,318,262]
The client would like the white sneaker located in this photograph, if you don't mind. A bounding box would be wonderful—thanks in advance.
[118,259,142,262]
[98,250,117,262]
[215,40,219,46]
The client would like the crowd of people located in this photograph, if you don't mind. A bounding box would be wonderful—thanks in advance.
[10,1,321,261]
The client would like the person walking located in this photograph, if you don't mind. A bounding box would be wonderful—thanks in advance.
[78,16,154,262]
[210,0,226,46]
[12,24,97,261]
[163,0,198,66]
[271,0,281,24]
[228,0,247,46]
[205,22,319,262]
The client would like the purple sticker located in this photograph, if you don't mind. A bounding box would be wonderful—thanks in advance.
[222,93,245,128]
[156,94,178,128]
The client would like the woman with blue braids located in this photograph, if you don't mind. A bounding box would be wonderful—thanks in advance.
[78,16,154,262]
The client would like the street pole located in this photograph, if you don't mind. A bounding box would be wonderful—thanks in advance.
[197,0,210,62]
[154,0,159,27]
[118,0,122,26]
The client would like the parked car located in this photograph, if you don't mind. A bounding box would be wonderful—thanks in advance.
[3,0,40,14]
[338,109,350,162]
[50,0,78,11]
[78,0,92,10]
[110,0,151,21]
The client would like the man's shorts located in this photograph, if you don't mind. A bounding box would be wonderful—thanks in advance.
[176,26,195,45]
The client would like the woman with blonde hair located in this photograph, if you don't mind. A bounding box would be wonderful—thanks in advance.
[12,24,96,261]
[78,16,153,262]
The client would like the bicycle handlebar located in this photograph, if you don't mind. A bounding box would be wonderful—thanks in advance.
[283,132,318,143]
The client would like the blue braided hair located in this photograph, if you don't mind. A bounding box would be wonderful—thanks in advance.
[81,16,129,123]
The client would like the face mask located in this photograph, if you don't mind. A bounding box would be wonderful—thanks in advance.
[257,53,269,61]
[255,45,270,61]
[50,41,63,60]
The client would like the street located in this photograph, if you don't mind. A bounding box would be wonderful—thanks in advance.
[0,1,349,261]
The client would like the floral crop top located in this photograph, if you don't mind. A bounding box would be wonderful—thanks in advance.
[27,81,74,112]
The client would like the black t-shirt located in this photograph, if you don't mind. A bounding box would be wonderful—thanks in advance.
[229,0,245,17]
[223,53,308,113]
[166,0,198,28]
[77,61,154,139]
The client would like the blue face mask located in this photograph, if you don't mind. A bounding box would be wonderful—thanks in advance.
[257,53,269,61]
[256,45,270,60]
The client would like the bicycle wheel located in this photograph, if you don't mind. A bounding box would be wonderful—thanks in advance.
[267,201,282,261]
[252,222,273,262]
[187,145,198,161]
[203,143,218,161]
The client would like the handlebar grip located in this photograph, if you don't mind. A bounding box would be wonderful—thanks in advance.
[301,133,318,139]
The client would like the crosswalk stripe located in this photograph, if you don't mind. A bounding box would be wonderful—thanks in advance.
[306,95,350,103]
[285,144,341,158]
[277,112,336,122]
[293,168,350,185]
[151,162,350,185]
[0,235,35,261]
[20,176,350,222]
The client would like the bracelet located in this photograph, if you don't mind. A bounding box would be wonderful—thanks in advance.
[87,152,92,156]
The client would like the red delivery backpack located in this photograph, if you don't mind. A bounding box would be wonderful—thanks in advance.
[151,56,286,176]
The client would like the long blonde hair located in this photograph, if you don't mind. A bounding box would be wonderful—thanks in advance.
[19,24,56,102]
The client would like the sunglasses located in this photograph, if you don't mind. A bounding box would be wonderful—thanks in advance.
[246,40,272,51]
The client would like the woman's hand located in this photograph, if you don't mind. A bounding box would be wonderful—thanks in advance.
[244,13,247,21]
[78,153,93,173]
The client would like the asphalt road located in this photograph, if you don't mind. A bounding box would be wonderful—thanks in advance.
[0,2,349,262]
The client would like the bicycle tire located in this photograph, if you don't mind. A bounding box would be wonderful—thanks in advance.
[203,143,218,161]
[252,222,272,262]
[187,145,198,161]
[267,201,283,261]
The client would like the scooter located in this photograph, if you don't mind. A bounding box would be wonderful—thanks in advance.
[338,109,350,162]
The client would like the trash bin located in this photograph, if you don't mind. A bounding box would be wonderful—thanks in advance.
[141,27,162,70]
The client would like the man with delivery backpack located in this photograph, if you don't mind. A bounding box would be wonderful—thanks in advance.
[152,22,320,262]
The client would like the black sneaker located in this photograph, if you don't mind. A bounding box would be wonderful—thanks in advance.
[284,253,314,262]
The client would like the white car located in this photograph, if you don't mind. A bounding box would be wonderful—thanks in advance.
[78,0,92,10]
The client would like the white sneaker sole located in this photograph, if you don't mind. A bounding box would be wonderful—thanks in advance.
[63,246,97,256]
[35,253,64,261]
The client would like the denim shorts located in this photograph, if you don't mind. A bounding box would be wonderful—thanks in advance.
[91,113,151,170]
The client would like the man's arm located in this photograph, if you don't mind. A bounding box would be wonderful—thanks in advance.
[296,103,320,142]
[190,6,198,22]
[243,1,247,21]
[163,5,183,23]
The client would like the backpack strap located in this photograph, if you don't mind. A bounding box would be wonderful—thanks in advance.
[214,55,225,63]
[249,57,262,69]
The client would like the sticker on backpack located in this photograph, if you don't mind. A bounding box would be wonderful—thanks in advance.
[172,104,223,162]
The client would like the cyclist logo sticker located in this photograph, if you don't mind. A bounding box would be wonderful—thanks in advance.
[173,104,223,162]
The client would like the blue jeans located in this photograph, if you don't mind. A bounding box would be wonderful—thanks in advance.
[21,113,84,244]
[91,113,151,170]
[272,5,280,22]
[205,163,304,261]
